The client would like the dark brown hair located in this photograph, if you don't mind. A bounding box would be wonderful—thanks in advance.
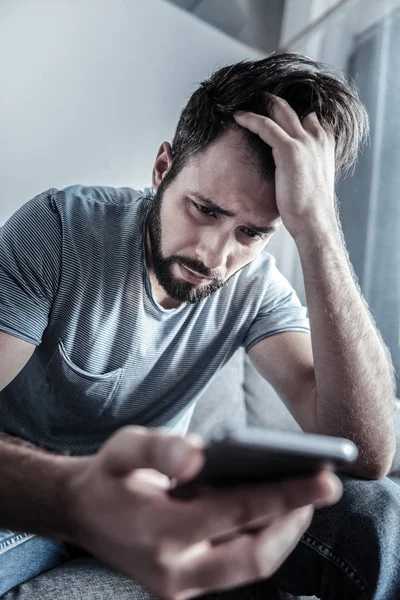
[165,52,369,185]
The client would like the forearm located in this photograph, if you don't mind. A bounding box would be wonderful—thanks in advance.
[295,219,396,477]
[0,433,83,539]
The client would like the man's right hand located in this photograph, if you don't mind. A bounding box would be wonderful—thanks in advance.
[65,426,342,600]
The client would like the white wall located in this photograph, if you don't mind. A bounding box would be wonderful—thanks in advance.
[280,0,400,59]
[0,0,264,225]
[277,0,400,300]
[280,0,337,47]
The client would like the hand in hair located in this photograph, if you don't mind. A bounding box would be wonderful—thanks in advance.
[234,96,337,240]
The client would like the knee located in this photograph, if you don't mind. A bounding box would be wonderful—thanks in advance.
[341,475,400,514]
[312,475,400,541]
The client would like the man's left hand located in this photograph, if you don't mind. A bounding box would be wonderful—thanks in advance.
[234,96,337,239]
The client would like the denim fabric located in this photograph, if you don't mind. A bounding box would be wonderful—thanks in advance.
[0,530,70,595]
[269,475,400,600]
[1,476,400,599]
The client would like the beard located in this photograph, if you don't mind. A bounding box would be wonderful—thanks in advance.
[146,184,229,304]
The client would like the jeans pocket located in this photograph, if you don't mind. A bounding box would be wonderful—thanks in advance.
[0,530,70,595]
[0,530,35,555]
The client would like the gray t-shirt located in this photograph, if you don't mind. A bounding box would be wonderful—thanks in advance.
[0,185,309,455]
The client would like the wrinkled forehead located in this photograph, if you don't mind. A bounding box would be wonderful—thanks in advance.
[177,128,278,221]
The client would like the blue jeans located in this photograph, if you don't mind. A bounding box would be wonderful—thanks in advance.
[0,531,71,595]
[1,476,400,599]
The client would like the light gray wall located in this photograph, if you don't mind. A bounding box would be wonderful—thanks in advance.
[167,0,285,54]
[0,0,264,225]
[337,9,400,388]
[280,0,400,387]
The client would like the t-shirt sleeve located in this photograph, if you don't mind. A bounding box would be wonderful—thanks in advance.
[242,259,310,353]
[0,189,62,345]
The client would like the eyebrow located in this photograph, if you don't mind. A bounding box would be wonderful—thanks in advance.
[189,191,279,234]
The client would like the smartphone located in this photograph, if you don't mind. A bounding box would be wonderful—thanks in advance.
[169,426,358,499]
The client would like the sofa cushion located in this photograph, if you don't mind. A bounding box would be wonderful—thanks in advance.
[2,557,311,600]
[244,353,301,432]
[2,558,158,600]
[188,349,246,437]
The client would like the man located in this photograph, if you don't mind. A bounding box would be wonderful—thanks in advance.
[0,53,399,599]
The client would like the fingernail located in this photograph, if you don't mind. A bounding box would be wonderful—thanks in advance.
[185,432,206,449]
[169,440,189,472]
[298,504,314,527]
[326,473,343,500]
[315,474,343,507]
[234,111,245,117]
[179,448,204,482]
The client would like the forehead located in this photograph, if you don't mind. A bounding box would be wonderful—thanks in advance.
[176,128,278,221]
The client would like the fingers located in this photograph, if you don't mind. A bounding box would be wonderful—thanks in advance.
[302,111,321,132]
[234,95,329,144]
[267,95,305,138]
[234,110,290,150]
[100,426,205,480]
[302,111,335,143]
[234,94,302,142]
[167,470,342,546]
[172,505,314,600]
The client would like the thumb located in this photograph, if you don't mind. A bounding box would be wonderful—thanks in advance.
[99,425,205,480]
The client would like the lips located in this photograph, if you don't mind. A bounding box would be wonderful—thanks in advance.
[179,264,211,284]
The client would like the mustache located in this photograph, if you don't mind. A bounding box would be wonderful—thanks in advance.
[172,256,223,280]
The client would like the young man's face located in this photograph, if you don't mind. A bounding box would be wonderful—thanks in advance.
[147,128,281,305]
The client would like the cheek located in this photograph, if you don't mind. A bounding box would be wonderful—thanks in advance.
[161,208,196,253]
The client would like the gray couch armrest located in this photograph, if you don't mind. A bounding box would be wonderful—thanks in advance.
[2,557,308,600]
[2,558,159,600]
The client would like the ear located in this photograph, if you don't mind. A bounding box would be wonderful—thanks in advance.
[152,142,174,189]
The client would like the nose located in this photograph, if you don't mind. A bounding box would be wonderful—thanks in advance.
[195,229,231,274]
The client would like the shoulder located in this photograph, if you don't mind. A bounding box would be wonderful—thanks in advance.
[229,251,279,299]
[224,250,304,315]
[1,187,62,243]
[48,184,153,236]
[242,250,277,282]
[51,184,147,212]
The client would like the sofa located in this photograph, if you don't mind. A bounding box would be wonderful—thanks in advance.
[3,349,400,600]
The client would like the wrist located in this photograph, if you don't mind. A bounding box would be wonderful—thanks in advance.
[293,216,352,286]
[58,454,93,544]
[291,213,343,249]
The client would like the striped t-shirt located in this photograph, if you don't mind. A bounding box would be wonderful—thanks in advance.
[0,185,309,455]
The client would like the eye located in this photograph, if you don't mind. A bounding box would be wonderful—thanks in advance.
[242,228,266,241]
[192,202,217,218]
